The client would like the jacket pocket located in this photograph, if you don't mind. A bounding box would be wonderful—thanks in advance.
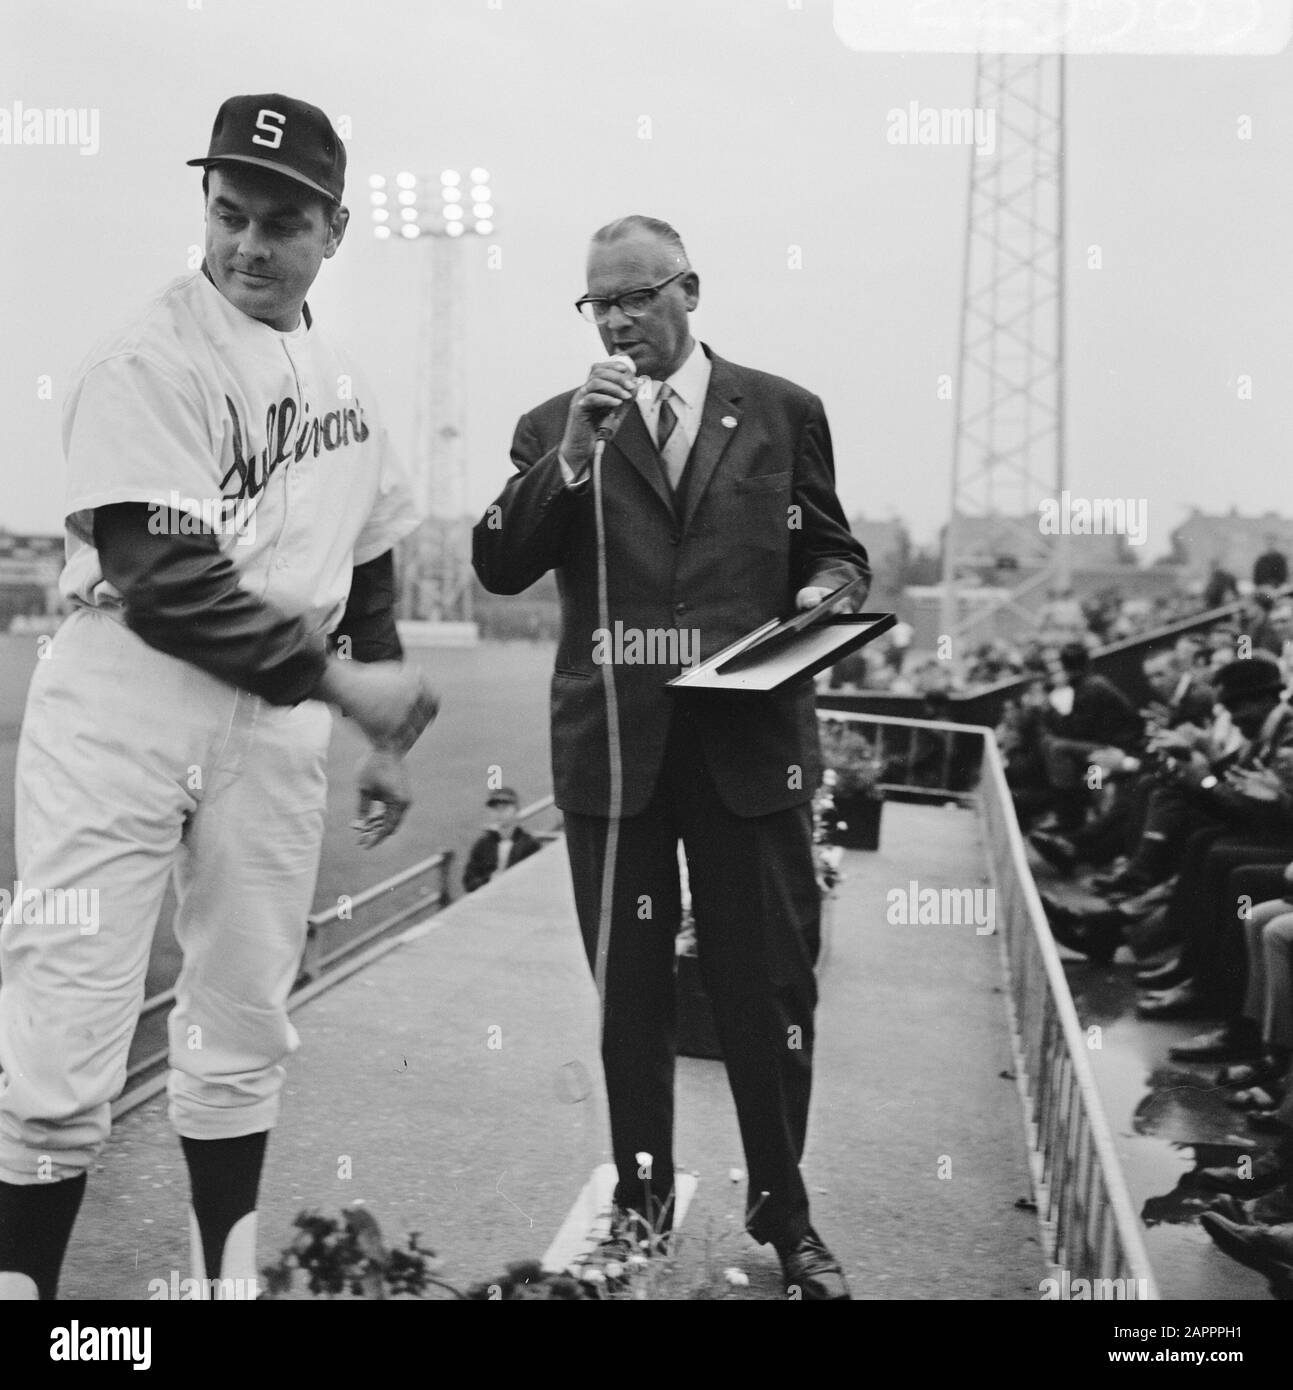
[554,667,593,681]
[734,470,792,494]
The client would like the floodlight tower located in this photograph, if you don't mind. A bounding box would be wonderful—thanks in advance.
[369,166,496,622]
[939,53,1068,662]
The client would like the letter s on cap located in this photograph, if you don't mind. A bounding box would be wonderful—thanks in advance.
[252,110,286,149]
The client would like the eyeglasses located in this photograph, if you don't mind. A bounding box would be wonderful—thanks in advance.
[574,270,688,324]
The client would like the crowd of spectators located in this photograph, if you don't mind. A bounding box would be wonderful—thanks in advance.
[829,578,1237,697]
[1000,562,1293,1294]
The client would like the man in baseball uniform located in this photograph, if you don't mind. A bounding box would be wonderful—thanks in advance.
[0,93,438,1300]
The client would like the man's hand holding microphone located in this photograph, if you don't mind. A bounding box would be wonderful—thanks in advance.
[560,355,640,481]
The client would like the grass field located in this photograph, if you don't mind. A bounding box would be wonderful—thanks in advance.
[0,631,558,996]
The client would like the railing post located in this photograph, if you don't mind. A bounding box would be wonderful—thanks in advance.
[439,850,455,909]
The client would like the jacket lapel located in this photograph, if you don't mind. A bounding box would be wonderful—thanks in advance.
[680,349,743,533]
[608,401,675,516]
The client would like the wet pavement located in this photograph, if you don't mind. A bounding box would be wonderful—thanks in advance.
[1037,863,1279,1302]
[55,800,1045,1300]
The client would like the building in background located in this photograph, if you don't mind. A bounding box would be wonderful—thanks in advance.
[0,534,62,628]
[1166,508,1293,587]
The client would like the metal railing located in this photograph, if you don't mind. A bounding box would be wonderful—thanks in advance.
[816,708,1159,1296]
[819,708,982,802]
[298,850,456,984]
[120,796,564,1108]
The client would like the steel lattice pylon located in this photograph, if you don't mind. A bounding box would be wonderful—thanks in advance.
[399,234,474,623]
[940,51,1068,656]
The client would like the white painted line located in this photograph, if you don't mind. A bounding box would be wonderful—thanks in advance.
[542,1163,698,1273]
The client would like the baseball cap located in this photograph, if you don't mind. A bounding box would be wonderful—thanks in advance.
[486,788,520,808]
[187,93,345,204]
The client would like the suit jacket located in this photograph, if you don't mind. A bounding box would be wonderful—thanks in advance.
[472,345,869,818]
[463,825,542,894]
[1168,675,1217,730]
[1045,672,1141,751]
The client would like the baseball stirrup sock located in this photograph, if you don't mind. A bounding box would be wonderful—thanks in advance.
[0,1172,88,1300]
[181,1132,267,1296]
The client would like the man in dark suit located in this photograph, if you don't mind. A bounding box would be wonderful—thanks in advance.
[462,787,542,894]
[472,215,869,1300]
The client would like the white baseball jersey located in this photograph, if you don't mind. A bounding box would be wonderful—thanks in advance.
[58,270,421,636]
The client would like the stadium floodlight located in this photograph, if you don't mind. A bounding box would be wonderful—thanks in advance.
[370,166,496,240]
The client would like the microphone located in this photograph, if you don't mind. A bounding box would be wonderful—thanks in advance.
[593,354,639,442]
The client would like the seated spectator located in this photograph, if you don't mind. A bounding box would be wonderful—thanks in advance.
[1249,593,1293,664]
[1235,888,1293,1090]
[1205,563,1241,610]
[1037,641,1141,831]
[886,618,914,674]
[462,787,542,894]
[1253,540,1290,596]
[998,682,1053,828]
[1029,645,1216,878]
[1038,657,1293,980]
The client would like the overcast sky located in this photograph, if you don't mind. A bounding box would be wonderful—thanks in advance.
[2,0,1289,556]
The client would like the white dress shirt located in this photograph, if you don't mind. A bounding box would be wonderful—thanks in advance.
[561,340,711,488]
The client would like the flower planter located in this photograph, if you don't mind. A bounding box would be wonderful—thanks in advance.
[832,793,884,850]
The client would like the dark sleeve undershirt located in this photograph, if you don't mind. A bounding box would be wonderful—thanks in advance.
[93,503,400,706]
[332,548,403,663]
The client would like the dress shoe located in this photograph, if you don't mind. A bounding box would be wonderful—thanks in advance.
[776,1227,851,1300]
[1208,1184,1293,1227]
[1136,957,1186,989]
[1113,878,1178,916]
[1199,1211,1293,1283]
[1039,895,1124,964]
[1136,981,1207,1020]
[1197,1150,1292,1195]
[1029,832,1078,875]
[1168,1022,1262,1063]
[1247,1110,1292,1136]
[1091,866,1155,897]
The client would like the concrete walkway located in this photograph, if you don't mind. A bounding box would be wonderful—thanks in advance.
[59,800,1044,1300]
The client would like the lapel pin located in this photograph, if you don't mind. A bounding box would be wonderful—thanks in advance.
[721,415,737,428]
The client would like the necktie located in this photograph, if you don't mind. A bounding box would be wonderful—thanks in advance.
[656,383,690,492]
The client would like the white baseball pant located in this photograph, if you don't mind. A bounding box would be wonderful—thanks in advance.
[0,604,331,1184]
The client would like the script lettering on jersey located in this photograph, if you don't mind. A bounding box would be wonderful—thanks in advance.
[219,394,371,500]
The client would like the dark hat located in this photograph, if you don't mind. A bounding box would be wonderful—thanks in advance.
[1058,641,1089,671]
[486,787,520,808]
[188,93,345,204]
[1212,657,1285,706]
